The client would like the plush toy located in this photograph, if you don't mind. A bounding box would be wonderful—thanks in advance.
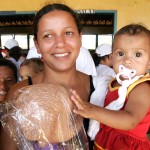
[1,83,88,150]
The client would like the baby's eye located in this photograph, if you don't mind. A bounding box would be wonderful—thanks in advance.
[135,52,142,57]
[117,51,124,56]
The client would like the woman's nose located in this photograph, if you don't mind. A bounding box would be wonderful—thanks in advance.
[0,78,7,88]
[55,35,65,47]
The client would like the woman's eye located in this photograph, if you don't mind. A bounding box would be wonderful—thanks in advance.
[44,34,52,39]
[6,79,14,83]
[135,52,142,57]
[117,51,124,56]
[65,31,73,36]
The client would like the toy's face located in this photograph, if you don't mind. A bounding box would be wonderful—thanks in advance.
[19,65,35,81]
[6,83,82,147]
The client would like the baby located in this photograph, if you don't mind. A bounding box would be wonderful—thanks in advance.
[19,58,44,81]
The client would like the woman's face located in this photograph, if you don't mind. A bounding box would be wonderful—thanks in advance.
[34,10,82,72]
[0,66,16,102]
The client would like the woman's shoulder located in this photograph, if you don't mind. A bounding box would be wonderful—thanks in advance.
[6,80,29,101]
[77,71,89,80]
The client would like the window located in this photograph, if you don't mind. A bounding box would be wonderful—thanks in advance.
[15,35,28,49]
[1,34,28,50]
[98,34,113,46]
[29,35,35,49]
[81,34,113,50]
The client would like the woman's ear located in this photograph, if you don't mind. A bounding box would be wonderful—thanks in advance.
[79,32,82,47]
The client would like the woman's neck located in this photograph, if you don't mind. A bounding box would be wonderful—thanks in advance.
[39,69,80,87]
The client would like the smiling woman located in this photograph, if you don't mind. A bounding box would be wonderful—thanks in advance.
[0,59,17,150]
[0,3,96,150]
[0,59,17,102]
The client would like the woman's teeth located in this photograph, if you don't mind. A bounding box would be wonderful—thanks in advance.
[54,52,68,57]
[0,91,7,96]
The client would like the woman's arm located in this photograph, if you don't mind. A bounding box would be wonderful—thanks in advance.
[0,127,18,150]
[0,81,28,150]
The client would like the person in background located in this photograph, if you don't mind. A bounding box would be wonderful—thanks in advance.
[4,39,19,50]
[9,46,22,66]
[18,53,27,66]
[0,58,17,143]
[93,43,116,78]
[0,59,18,149]
[71,24,150,150]
[19,58,44,81]
[3,39,20,70]
[0,48,3,59]
[0,59,18,102]
[26,46,42,59]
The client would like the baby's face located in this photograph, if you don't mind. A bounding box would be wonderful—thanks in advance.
[112,34,150,76]
[19,65,36,80]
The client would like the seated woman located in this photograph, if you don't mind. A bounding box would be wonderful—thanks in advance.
[1,83,88,150]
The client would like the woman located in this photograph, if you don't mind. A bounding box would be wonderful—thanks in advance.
[0,58,18,102]
[0,59,18,149]
[1,3,100,150]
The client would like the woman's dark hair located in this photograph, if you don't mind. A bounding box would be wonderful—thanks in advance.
[0,58,18,82]
[33,3,82,40]
[9,46,22,61]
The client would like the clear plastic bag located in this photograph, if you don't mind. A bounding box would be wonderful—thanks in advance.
[1,83,89,150]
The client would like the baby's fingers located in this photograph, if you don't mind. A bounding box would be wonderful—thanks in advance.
[71,95,84,110]
[73,108,84,116]
[70,89,82,102]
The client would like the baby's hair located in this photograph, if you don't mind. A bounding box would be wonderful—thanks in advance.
[113,24,150,41]
[112,24,150,51]
[21,58,44,73]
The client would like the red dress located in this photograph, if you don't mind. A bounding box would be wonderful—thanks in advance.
[94,75,150,150]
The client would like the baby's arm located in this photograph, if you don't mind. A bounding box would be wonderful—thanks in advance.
[71,89,96,119]
[71,82,150,130]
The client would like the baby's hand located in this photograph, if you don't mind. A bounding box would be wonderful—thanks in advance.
[70,89,93,119]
